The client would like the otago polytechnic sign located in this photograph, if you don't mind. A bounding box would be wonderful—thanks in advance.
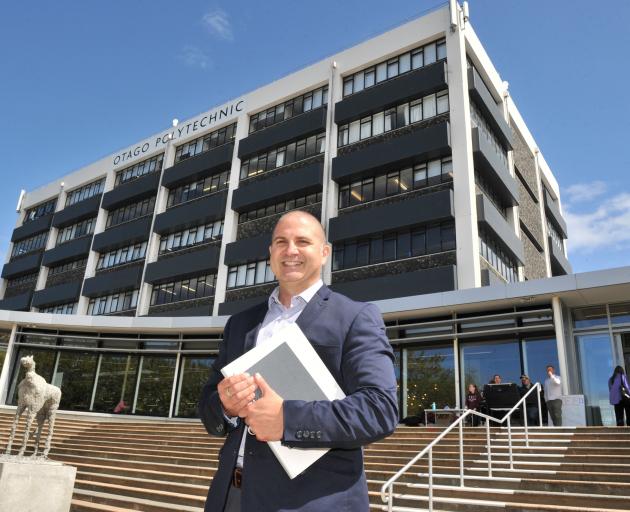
[112,99,244,167]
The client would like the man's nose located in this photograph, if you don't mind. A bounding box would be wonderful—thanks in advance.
[285,241,299,254]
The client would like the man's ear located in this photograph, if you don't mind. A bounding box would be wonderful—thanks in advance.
[321,243,331,263]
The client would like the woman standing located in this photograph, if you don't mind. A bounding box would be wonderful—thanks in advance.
[465,383,483,426]
[608,366,630,426]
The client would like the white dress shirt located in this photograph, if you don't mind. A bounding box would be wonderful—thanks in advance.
[544,373,562,401]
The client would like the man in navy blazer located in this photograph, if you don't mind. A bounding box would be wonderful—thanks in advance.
[199,211,399,511]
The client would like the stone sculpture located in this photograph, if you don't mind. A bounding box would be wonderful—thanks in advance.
[4,355,61,457]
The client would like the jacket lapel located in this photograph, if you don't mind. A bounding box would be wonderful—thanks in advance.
[243,303,268,353]
[296,284,331,336]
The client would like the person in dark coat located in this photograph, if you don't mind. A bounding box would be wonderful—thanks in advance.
[518,374,539,426]
[465,383,483,426]
[608,366,630,426]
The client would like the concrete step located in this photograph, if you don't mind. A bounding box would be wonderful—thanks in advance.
[71,489,203,512]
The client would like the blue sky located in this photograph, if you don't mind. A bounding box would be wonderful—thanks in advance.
[0,0,628,273]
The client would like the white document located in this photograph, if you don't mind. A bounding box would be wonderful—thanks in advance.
[221,322,346,479]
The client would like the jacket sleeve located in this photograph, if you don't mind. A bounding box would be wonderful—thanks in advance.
[198,317,240,437]
[281,303,399,449]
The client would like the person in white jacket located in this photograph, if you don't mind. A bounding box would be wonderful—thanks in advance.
[544,365,562,426]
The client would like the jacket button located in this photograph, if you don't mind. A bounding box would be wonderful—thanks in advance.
[296,430,302,439]
[310,431,316,439]
[217,424,224,432]
[316,431,322,439]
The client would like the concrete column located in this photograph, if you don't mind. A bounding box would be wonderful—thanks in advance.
[0,324,18,405]
[212,115,248,315]
[321,61,340,286]
[552,296,570,395]
[446,20,481,290]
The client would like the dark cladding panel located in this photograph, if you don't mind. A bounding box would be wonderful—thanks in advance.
[82,264,144,297]
[335,62,447,125]
[144,244,221,284]
[231,161,323,212]
[331,265,456,302]
[32,281,82,308]
[101,172,160,211]
[218,295,268,316]
[329,189,454,242]
[1,252,43,279]
[549,237,572,276]
[162,143,234,189]
[92,216,152,253]
[238,108,327,158]
[52,195,102,228]
[332,121,451,184]
[148,302,214,317]
[153,191,227,235]
[544,189,568,239]
[42,236,93,267]
[11,214,54,242]
[224,233,271,266]
[476,193,524,264]
[468,67,513,149]
[472,127,518,206]
[0,291,33,311]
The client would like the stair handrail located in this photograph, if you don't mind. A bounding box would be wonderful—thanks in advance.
[380,383,542,512]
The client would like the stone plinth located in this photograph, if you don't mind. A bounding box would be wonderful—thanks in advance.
[0,457,76,512]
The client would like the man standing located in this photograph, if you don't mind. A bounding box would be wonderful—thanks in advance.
[198,211,399,511]
[544,365,562,426]
[518,374,539,426]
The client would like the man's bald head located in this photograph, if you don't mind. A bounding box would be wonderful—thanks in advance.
[271,211,327,244]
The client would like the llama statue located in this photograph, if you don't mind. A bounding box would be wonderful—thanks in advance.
[4,355,61,457]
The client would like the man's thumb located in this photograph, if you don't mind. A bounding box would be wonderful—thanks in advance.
[254,372,270,395]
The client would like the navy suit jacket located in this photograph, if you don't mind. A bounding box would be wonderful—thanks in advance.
[199,285,399,512]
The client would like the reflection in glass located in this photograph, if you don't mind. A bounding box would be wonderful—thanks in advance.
[610,303,630,325]
[577,333,615,426]
[522,338,559,386]
[460,340,521,390]
[93,354,139,414]
[54,351,98,411]
[573,306,608,329]
[176,356,215,417]
[135,355,177,416]
[8,347,57,405]
[405,345,455,414]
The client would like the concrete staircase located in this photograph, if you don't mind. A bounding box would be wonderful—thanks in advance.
[1,409,629,511]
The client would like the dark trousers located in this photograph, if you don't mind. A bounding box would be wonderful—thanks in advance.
[614,402,630,426]
[546,399,562,426]
[224,485,241,512]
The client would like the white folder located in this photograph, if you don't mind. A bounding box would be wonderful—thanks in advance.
[221,322,346,479]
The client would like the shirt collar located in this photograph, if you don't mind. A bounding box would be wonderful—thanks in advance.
[269,279,323,309]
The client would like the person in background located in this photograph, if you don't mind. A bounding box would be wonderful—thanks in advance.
[544,365,562,426]
[465,383,483,426]
[519,374,539,426]
[608,365,630,426]
[491,374,502,384]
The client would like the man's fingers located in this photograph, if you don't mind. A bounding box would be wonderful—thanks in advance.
[254,373,272,396]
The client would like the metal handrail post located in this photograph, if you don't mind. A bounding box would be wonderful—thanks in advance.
[537,386,543,427]
[507,416,513,470]
[387,486,393,512]
[523,401,529,447]
[458,415,464,487]
[429,448,434,512]
[486,419,492,477]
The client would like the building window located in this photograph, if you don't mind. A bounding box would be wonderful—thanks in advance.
[249,86,328,134]
[174,123,236,164]
[87,290,139,315]
[65,179,105,206]
[546,219,565,254]
[56,217,96,245]
[338,157,452,209]
[115,154,164,187]
[106,196,155,228]
[239,192,322,224]
[10,232,48,259]
[337,91,449,147]
[158,220,223,255]
[96,242,147,270]
[6,272,38,288]
[475,171,508,218]
[48,258,88,276]
[41,302,77,315]
[150,274,216,306]
[332,222,456,271]
[478,228,518,283]
[342,38,446,97]
[240,133,326,180]
[166,170,230,208]
[23,198,57,224]
[226,259,275,289]
[470,104,508,169]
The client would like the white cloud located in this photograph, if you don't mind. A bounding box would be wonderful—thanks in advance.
[564,181,607,203]
[565,192,630,253]
[202,8,233,41]
[178,45,210,69]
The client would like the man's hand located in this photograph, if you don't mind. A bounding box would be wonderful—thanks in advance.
[240,373,284,442]
[218,373,257,417]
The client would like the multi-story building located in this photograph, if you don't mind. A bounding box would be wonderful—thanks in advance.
[0,3,627,425]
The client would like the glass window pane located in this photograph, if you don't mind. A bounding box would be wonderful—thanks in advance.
[423,93,437,118]
[176,356,215,417]
[376,62,387,82]
[354,71,364,92]
[372,112,384,136]
[610,303,630,325]
[349,121,360,144]
[577,333,615,425]
[424,42,437,64]
[93,354,139,414]
[399,52,411,73]
[406,345,455,414]
[134,355,177,417]
[460,340,521,395]
[573,306,608,329]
